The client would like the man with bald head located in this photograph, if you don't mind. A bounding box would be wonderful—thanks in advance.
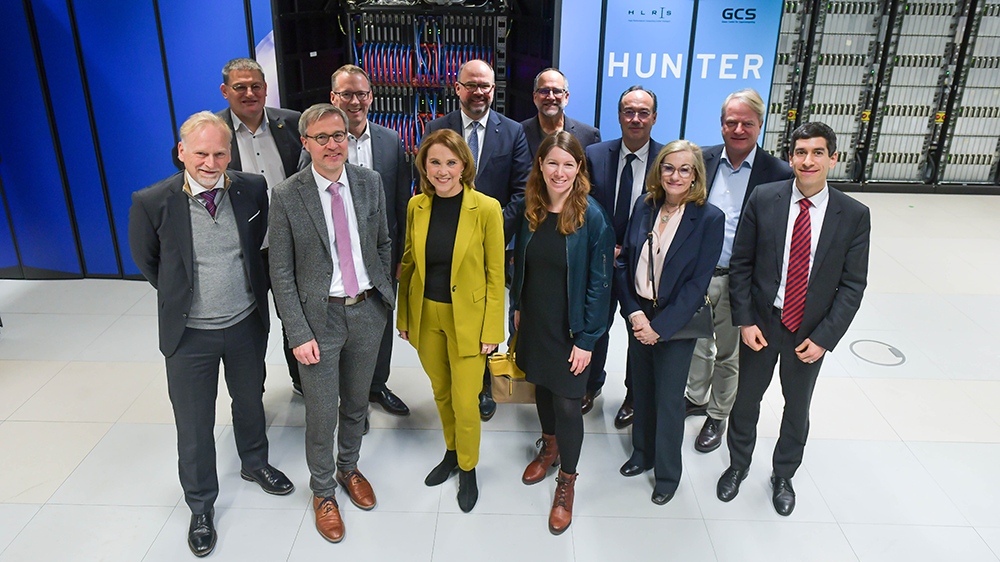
[520,68,601,158]
[424,58,532,420]
[130,111,294,557]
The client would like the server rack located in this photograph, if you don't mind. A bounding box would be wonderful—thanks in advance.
[762,0,813,160]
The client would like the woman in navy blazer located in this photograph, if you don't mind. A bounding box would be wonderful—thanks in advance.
[616,140,725,504]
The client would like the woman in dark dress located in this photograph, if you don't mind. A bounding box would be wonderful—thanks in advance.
[508,131,614,535]
[616,140,725,504]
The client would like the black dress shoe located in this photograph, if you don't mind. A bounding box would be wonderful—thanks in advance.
[479,391,497,422]
[581,388,601,415]
[716,466,748,502]
[684,397,708,417]
[425,450,459,486]
[188,509,216,557]
[369,388,410,416]
[619,458,651,477]
[363,415,370,435]
[695,416,725,453]
[613,397,634,429]
[770,474,796,516]
[457,468,478,512]
[241,464,295,495]
[292,382,303,396]
[651,489,674,505]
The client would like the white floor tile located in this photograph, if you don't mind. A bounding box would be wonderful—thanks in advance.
[841,523,1000,562]
[73,315,163,362]
[574,517,716,562]
[805,377,899,441]
[0,361,65,419]
[864,293,978,333]
[835,329,949,380]
[0,504,171,562]
[705,520,858,562]
[0,313,119,361]
[0,421,111,503]
[978,528,1000,560]
[343,429,445,514]
[0,505,39,554]
[907,442,1000,527]
[945,294,1000,335]
[431,513,574,562]
[954,380,1000,428]
[214,425,310,511]
[287,509,436,562]
[905,329,1000,381]
[0,279,150,316]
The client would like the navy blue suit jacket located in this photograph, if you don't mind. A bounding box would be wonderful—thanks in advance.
[616,198,725,341]
[585,138,664,246]
[369,121,412,267]
[424,109,531,226]
[520,115,602,160]
[702,144,793,210]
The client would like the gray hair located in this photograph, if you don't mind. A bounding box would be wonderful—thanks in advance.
[298,103,349,137]
[179,111,232,146]
[721,89,765,125]
[222,58,264,85]
[533,68,569,92]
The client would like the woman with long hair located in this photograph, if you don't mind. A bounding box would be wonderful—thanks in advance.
[397,129,506,512]
[509,131,614,534]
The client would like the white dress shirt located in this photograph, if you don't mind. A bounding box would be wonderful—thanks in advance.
[312,165,374,297]
[461,109,490,170]
[708,145,757,269]
[774,181,829,309]
[347,121,374,170]
[615,140,651,217]
[230,110,285,192]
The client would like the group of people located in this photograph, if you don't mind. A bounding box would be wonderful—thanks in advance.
[129,56,870,557]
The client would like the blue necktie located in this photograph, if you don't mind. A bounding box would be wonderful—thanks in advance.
[467,122,480,169]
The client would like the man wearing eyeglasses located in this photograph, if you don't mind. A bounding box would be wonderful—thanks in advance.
[217,57,311,394]
[268,104,394,543]
[330,64,412,418]
[683,89,793,455]
[584,85,663,425]
[424,58,532,421]
[520,68,601,159]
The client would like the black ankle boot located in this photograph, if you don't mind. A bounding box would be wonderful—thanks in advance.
[457,468,478,512]
[425,450,459,486]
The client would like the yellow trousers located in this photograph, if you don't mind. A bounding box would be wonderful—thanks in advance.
[416,298,485,471]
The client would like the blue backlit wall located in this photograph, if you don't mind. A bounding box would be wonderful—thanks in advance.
[0,0,270,279]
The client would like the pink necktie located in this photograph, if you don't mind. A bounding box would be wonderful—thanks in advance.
[782,198,812,332]
[327,182,360,297]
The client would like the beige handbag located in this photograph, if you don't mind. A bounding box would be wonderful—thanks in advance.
[487,332,535,404]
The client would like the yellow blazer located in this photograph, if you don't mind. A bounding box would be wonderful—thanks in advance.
[397,185,506,357]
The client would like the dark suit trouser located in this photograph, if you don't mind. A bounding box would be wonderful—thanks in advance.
[261,249,301,387]
[165,313,269,515]
[369,278,397,393]
[727,307,823,479]
[588,279,633,395]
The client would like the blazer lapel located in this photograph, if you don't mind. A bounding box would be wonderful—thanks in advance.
[412,195,431,283]
[772,184,791,281]
[811,190,842,281]
[605,140,622,212]
[704,148,722,193]
[167,183,193,283]
[221,111,243,170]
[298,172,333,259]
[662,204,697,268]
[476,112,502,179]
[451,188,478,285]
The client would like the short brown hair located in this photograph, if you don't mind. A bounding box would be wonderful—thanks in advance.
[524,131,590,235]
[414,129,477,196]
[331,64,372,90]
[645,140,708,206]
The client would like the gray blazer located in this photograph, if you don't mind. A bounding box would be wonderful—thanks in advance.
[268,164,394,348]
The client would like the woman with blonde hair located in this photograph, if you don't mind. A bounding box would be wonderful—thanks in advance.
[397,129,506,512]
[509,131,614,534]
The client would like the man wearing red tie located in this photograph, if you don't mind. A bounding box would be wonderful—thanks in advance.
[717,122,871,516]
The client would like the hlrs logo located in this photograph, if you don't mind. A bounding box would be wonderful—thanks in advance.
[627,7,672,17]
[722,7,757,20]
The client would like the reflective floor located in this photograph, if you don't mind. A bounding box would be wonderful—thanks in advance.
[1,192,999,561]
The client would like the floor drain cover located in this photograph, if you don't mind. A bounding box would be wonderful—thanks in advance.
[849,340,905,366]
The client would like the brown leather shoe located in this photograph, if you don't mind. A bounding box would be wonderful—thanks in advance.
[613,397,634,429]
[336,469,377,510]
[313,496,345,543]
[522,434,561,485]
[549,471,577,535]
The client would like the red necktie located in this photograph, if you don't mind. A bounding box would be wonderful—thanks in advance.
[782,198,812,332]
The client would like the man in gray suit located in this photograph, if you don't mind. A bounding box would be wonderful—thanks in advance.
[519,68,601,159]
[268,104,394,543]
[330,64,412,417]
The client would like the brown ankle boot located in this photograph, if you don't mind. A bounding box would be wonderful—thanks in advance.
[548,471,577,535]
[522,434,560,485]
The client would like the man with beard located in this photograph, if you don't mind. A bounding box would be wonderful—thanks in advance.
[520,68,601,159]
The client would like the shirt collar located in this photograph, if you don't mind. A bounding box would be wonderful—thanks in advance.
[621,139,651,162]
[791,180,829,207]
[312,163,347,192]
[461,109,491,131]
[349,120,371,142]
[721,144,757,170]
[184,171,229,197]
[230,109,267,134]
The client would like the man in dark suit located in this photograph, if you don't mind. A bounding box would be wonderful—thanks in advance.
[684,89,794,454]
[129,111,294,557]
[217,57,309,394]
[584,85,663,426]
[330,64,412,417]
[268,104,394,543]
[519,68,601,158]
[717,122,870,516]
[424,58,532,421]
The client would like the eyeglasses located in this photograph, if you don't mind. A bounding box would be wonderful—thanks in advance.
[534,87,567,97]
[458,82,495,93]
[305,131,348,145]
[332,90,371,101]
[231,83,264,94]
[660,164,694,178]
[621,109,653,121]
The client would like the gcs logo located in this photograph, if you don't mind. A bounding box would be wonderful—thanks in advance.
[722,7,756,20]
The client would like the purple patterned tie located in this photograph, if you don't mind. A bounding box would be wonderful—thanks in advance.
[327,182,360,297]
[782,198,812,332]
[200,189,218,218]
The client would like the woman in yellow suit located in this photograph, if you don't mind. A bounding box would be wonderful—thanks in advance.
[397,129,506,513]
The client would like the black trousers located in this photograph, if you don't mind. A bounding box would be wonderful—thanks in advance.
[727,306,823,479]
[165,312,269,514]
[587,279,632,395]
[369,277,397,393]
[628,316,697,495]
[261,248,300,387]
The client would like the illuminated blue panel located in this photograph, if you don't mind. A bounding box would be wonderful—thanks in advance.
[557,0,603,128]
[0,0,81,275]
[159,0,250,123]
[32,0,119,276]
[74,1,177,276]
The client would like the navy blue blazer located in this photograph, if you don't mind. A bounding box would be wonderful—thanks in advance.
[616,197,725,341]
[520,115,602,160]
[702,143,793,210]
[585,138,665,246]
[423,109,531,226]
[369,121,412,267]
